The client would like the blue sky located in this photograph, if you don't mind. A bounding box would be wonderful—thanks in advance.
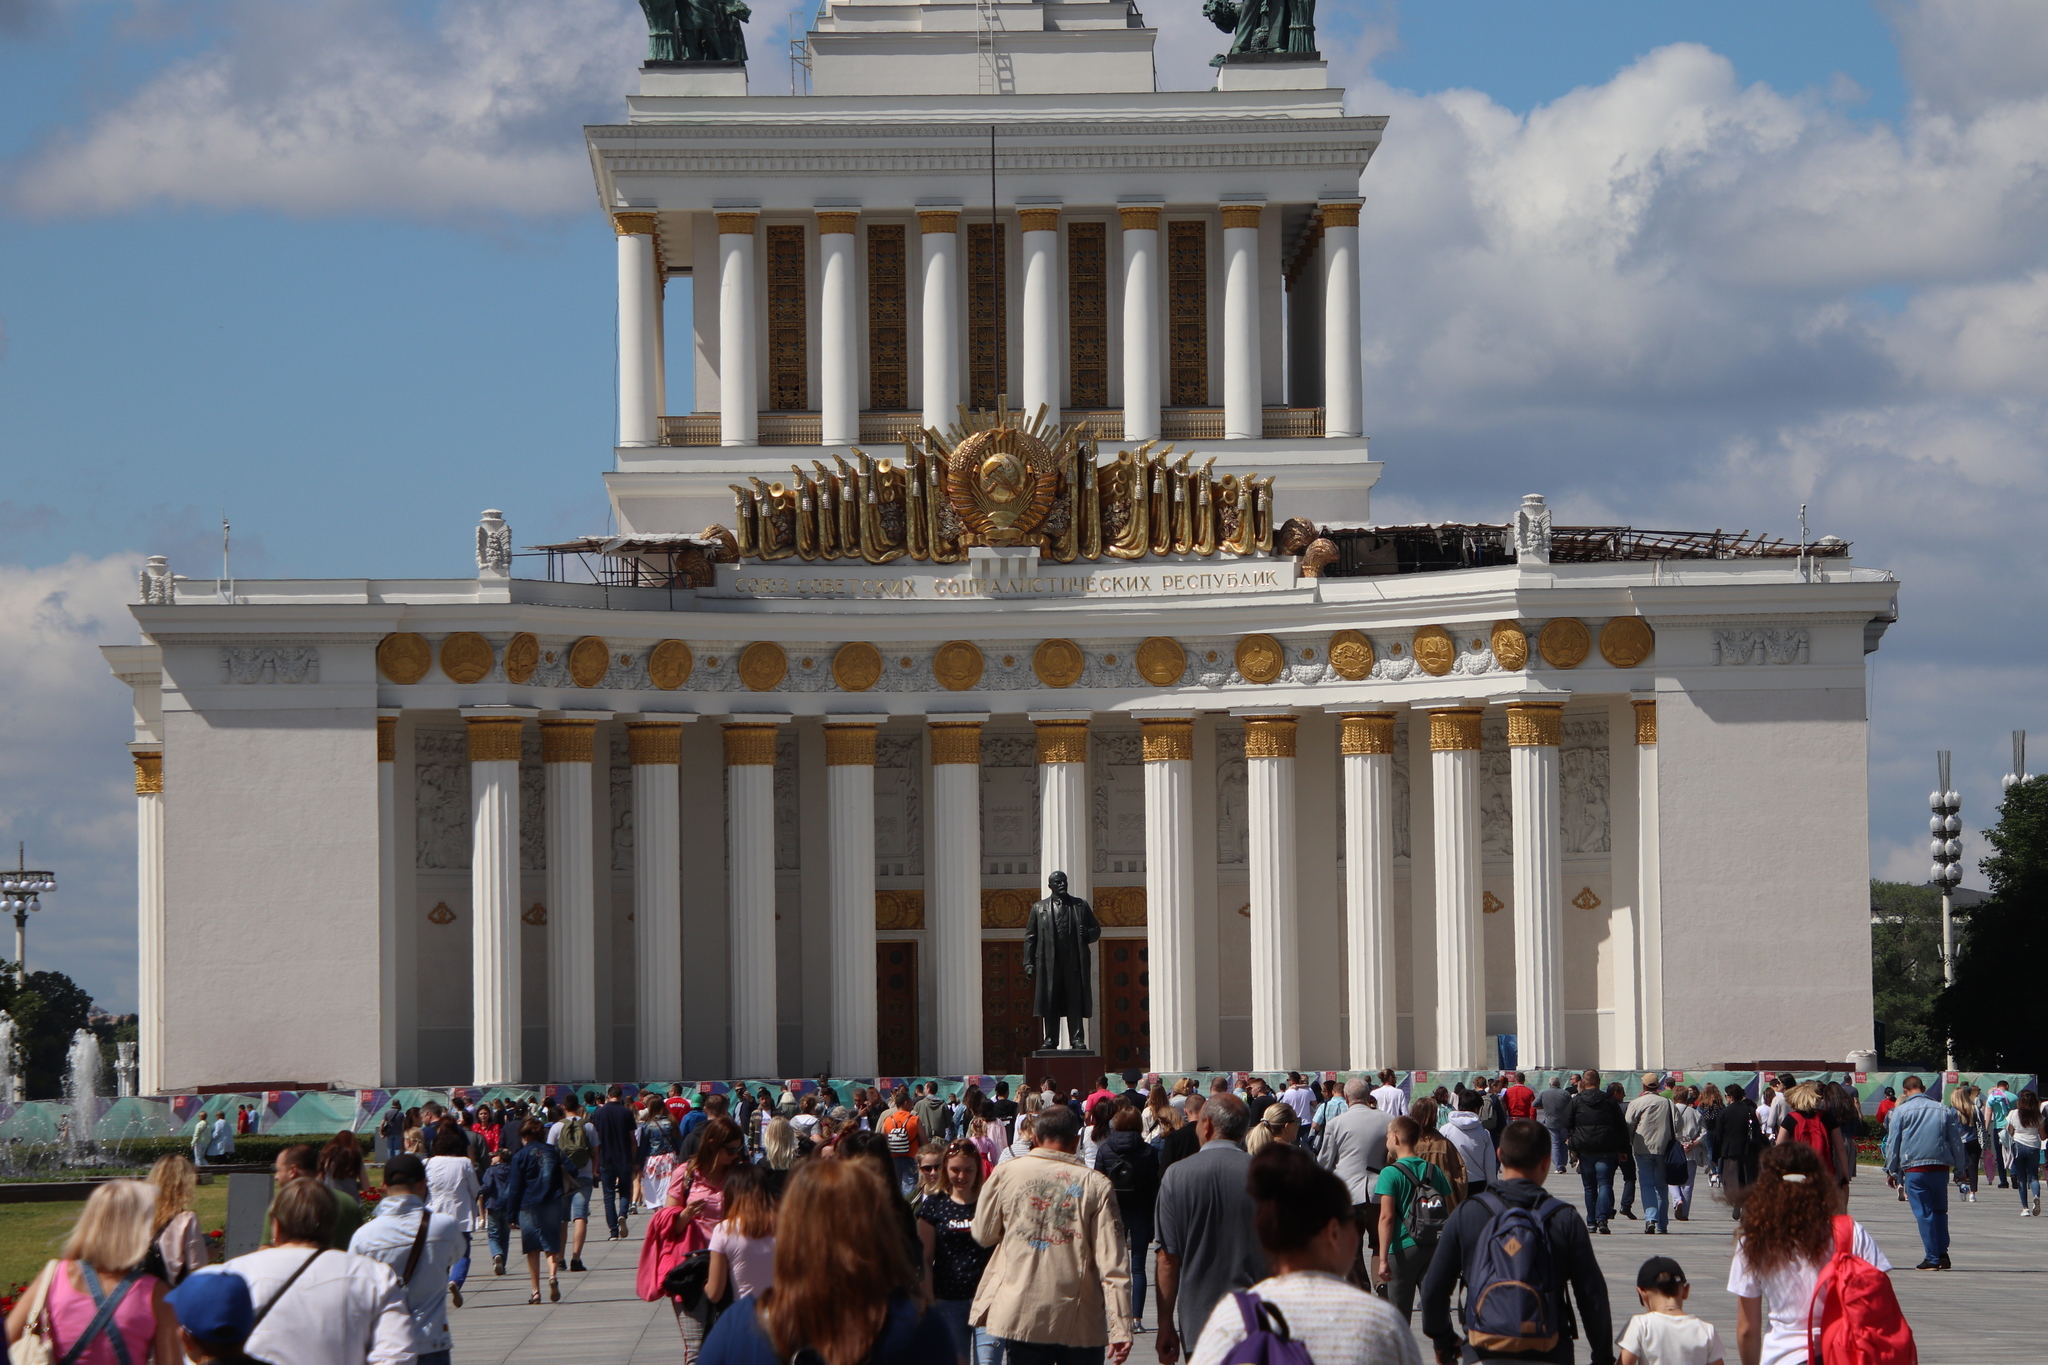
[4,0,2047,1011]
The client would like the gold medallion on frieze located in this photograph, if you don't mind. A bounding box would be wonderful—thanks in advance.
[1235,634,1286,684]
[440,632,494,684]
[1537,618,1591,669]
[377,632,432,684]
[739,641,788,691]
[648,640,694,690]
[933,641,985,691]
[1136,636,1187,686]
[981,888,1033,928]
[832,641,883,692]
[1328,630,1375,680]
[1412,625,1455,677]
[1033,639,1085,688]
[504,632,540,684]
[1599,617,1654,668]
[567,636,611,688]
[1490,621,1529,671]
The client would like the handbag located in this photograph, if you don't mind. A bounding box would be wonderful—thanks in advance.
[1662,1139,1691,1185]
[13,1260,58,1365]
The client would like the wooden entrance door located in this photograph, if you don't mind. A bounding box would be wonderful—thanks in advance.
[981,940,1038,1076]
[877,941,919,1076]
[1100,939,1151,1072]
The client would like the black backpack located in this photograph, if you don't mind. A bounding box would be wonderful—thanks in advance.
[1099,1148,1139,1195]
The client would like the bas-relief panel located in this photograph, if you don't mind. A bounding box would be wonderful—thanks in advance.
[774,729,799,872]
[875,734,922,878]
[1562,716,1611,856]
[1092,731,1145,875]
[416,730,469,870]
[1392,721,1411,860]
[981,732,1037,875]
[610,731,633,873]
[1216,727,1246,868]
[1480,718,1512,859]
[520,731,545,873]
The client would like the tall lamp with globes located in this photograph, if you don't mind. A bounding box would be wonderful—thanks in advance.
[1928,752,1962,1073]
[2,845,57,986]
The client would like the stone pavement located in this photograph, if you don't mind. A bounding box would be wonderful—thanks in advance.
[447,1169,2043,1364]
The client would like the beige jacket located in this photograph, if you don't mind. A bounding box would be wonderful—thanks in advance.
[970,1147,1132,1346]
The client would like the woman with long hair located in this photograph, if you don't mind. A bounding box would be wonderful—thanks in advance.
[141,1154,208,1289]
[640,1096,682,1210]
[1697,1082,1725,1185]
[1144,1085,1176,1153]
[1095,1102,1160,1329]
[428,1123,483,1307]
[1950,1085,1983,1203]
[1245,1102,1297,1156]
[759,1116,798,1199]
[1410,1120,1468,1207]
[706,1163,777,1308]
[4,1179,183,1362]
[701,1159,949,1365]
[317,1128,369,1202]
[2005,1088,2043,1216]
[1082,1099,1115,1166]
[640,1116,745,1362]
[1001,1113,1037,1165]
[1728,1143,1892,1365]
[919,1139,997,1365]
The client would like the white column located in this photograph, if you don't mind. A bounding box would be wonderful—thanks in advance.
[1245,715,1299,1069]
[1120,205,1160,441]
[1508,703,1566,1070]
[1635,700,1664,1067]
[1141,717,1196,1072]
[826,721,880,1076]
[920,211,961,429]
[375,717,399,1086]
[1035,716,1093,1050]
[1020,207,1060,422]
[1340,713,1397,1072]
[718,212,759,447]
[931,719,986,1074]
[1429,707,1485,1071]
[542,720,599,1079]
[467,716,525,1084]
[1222,203,1263,440]
[819,212,860,446]
[628,721,684,1077]
[726,723,781,1076]
[615,213,660,447]
[1320,200,1363,438]
[133,749,165,1097]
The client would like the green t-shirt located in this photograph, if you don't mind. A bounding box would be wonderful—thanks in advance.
[1373,1156,1452,1252]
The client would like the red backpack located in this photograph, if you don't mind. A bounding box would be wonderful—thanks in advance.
[1791,1111,1836,1177]
[1808,1215,1916,1365]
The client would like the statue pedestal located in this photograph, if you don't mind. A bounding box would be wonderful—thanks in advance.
[1024,1049,1103,1100]
[1216,58,1326,92]
[639,61,748,98]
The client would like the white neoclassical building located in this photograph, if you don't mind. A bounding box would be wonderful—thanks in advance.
[104,0,1898,1093]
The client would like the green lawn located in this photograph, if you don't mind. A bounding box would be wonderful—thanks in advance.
[0,1182,229,1300]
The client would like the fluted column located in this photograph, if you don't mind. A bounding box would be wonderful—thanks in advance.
[818,212,859,446]
[1429,707,1485,1071]
[1141,717,1195,1071]
[628,721,684,1077]
[726,722,781,1076]
[920,211,961,429]
[1340,712,1396,1072]
[467,715,525,1084]
[1035,716,1092,1049]
[1320,200,1363,438]
[375,716,399,1086]
[1635,699,1664,1067]
[1020,207,1060,422]
[1222,203,1263,440]
[543,720,599,1079]
[825,721,880,1076]
[1120,206,1161,441]
[133,749,165,1097]
[718,212,759,447]
[1507,702,1565,1070]
[615,212,660,448]
[1245,714,1299,1068]
[930,719,986,1074]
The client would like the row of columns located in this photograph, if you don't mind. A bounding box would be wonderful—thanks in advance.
[612,201,1367,449]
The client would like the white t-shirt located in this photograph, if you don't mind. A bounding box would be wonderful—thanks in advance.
[1726,1220,1890,1365]
[1189,1271,1422,1365]
[1618,1311,1723,1365]
[2004,1112,2044,1150]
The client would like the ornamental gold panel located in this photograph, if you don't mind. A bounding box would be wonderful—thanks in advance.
[982,887,1033,928]
[1244,715,1298,758]
[649,640,694,690]
[504,632,540,684]
[1599,617,1654,668]
[522,902,547,926]
[1339,712,1396,756]
[933,641,984,691]
[1096,886,1146,926]
[1491,621,1529,671]
[929,721,984,766]
[1235,634,1285,684]
[1505,702,1564,748]
[876,890,925,931]
[466,716,525,763]
[824,724,878,766]
[1572,887,1603,910]
[626,722,683,765]
[1328,630,1374,680]
[1140,717,1193,762]
[1118,206,1161,231]
[133,751,163,794]
[816,211,858,235]
[723,724,779,766]
[376,716,396,762]
[1427,707,1484,752]
[612,212,656,236]
[1035,720,1090,765]
[426,901,457,925]
[739,641,788,691]
[1411,625,1455,677]
[1136,636,1186,685]
[440,632,494,684]
[1482,891,1504,914]
[715,212,758,235]
[1319,202,1362,228]
[1033,639,1085,689]
[1537,618,1591,669]
[1220,204,1263,229]
[918,210,959,234]
[833,641,883,692]
[567,636,611,688]
[1633,699,1658,747]
[540,719,596,764]
[1018,207,1060,233]
[377,632,431,684]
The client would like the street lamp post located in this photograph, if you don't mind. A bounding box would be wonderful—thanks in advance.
[1928,752,1962,1073]
[1,845,57,986]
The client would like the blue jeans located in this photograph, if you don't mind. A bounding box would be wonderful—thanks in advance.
[1122,1204,1153,1322]
[449,1230,471,1289]
[487,1211,509,1263]
[601,1170,632,1235]
[1634,1155,1669,1230]
[893,1155,919,1197]
[2012,1147,2040,1209]
[1903,1168,1951,1261]
[1577,1153,1616,1223]
[930,1298,1004,1365]
[518,1201,564,1258]
[1545,1125,1568,1174]
[1001,1341,1099,1365]
[418,1353,450,1365]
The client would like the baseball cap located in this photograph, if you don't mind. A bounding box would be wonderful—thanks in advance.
[383,1152,428,1185]
[166,1271,256,1345]
[1637,1256,1687,1292]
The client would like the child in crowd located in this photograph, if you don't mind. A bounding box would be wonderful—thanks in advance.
[1617,1256,1723,1365]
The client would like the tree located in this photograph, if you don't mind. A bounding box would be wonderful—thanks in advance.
[1869,880,1952,1067]
[0,964,96,1099]
[1933,775,2048,1074]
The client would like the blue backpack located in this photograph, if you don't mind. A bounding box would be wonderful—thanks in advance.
[1221,1292,1316,1365]
[1463,1193,1561,1356]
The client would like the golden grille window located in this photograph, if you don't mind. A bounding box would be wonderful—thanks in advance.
[867,225,907,410]
[1068,221,1108,409]
[1168,220,1208,407]
[968,222,1008,410]
[766,224,807,410]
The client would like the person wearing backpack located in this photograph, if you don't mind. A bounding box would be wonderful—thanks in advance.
[1728,1142,1905,1365]
[1420,1119,1613,1365]
[1094,1100,1162,1323]
[554,1093,597,1273]
[880,1090,927,1197]
[1374,1115,1454,1321]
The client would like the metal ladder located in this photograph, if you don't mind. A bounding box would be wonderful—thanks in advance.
[978,0,999,94]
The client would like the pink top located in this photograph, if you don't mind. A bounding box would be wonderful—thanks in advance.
[708,1224,776,1300]
[44,1262,160,1365]
[634,1171,728,1302]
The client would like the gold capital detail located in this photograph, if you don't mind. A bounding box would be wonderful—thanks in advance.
[613,212,657,236]
[133,751,163,794]
[816,211,858,236]
[376,716,397,762]
[715,212,758,236]
[1428,708,1484,752]
[540,719,596,764]
[1319,202,1362,228]
[825,724,878,767]
[1221,205,1263,230]
[1244,715,1298,759]
[626,722,683,766]
[377,632,431,684]
[1633,699,1658,747]
[918,210,959,235]
[929,722,984,766]
[1140,718,1193,762]
[1340,712,1396,756]
[1018,208,1061,233]
[1506,702,1565,748]
[1118,206,1161,231]
[466,717,525,763]
[1036,720,1090,765]
[723,723,779,767]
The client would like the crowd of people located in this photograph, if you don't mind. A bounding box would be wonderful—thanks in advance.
[1,1068,2034,1365]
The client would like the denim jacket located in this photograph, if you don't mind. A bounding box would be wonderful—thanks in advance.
[507,1140,564,1211]
[1882,1093,1966,1176]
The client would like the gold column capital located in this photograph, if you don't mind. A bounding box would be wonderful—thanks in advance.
[1139,717,1194,762]
[1505,702,1565,748]
[1318,201,1362,228]
[929,721,984,766]
[1034,719,1090,765]
[1221,204,1264,230]
[1339,711,1396,756]
[1633,698,1658,747]
[918,210,960,235]
[1018,207,1061,233]
[465,716,526,763]
[722,722,779,766]
[539,718,598,764]
[816,210,859,235]
[626,720,684,766]
[376,716,397,762]
[1118,206,1161,231]
[1243,714,1298,759]
[824,723,879,766]
[1427,707,1485,752]
[133,751,163,795]
[612,211,657,236]
[715,211,759,236]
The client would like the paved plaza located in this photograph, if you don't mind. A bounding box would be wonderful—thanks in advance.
[447,1169,2042,1365]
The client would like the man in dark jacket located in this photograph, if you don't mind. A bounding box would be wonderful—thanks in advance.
[1562,1070,1630,1233]
[1421,1120,1612,1365]
[1712,1082,1761,1207]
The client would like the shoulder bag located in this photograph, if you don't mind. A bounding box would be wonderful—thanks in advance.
[250,1248,327,1336]
[11,1260,59,1365]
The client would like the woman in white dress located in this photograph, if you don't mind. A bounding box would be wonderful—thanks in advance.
[427,1125,483,1308]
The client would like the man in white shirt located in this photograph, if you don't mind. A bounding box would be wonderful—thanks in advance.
[1370,1069,1409,1119]
[1279,1073,1319,1131]
[350,1153,466,1365]
[230,1177,416,1365]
